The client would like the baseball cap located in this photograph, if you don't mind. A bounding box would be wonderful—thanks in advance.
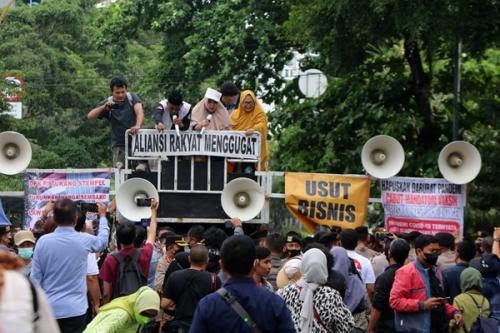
[470,253,500,277]
[14,230,36,246]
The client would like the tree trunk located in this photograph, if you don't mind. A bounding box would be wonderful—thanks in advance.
[404,36,436,147]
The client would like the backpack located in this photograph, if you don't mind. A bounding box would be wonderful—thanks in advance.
[466,293,497,333]
[163,272,218,333]
[111,248,147,299]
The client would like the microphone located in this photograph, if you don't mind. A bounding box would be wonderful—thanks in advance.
[200,114,212,134]
[172,115,180,136]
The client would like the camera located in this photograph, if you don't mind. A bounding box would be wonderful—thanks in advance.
[110,100,125,110]
[135,198,152,207]
[77,202,99,212]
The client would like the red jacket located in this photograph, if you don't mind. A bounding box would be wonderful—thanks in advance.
[389,261,457,332]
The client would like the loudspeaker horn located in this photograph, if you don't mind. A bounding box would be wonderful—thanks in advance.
[116,178,159,222]
[438,141,481,184]
[361,135,405,179]
[221,178,265,221]
[0,131,32,175]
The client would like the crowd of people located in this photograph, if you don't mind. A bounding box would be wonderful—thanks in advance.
[87,78,268,172]
[0,198,499,333]
[0,79,499,332]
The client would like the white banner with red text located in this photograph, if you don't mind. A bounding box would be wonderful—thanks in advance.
[381,177,465,237]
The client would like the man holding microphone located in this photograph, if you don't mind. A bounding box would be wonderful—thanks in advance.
[154,91,192,134]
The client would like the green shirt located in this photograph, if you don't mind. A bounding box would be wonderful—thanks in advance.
[451,290,490,333]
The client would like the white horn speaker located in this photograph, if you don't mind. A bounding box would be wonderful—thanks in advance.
[438,141,481,184]
[221,178,265,221]
[116,178,159,222]
[0,131,32,175]
[361,135,405,179]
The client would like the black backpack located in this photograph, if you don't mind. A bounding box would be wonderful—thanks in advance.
[466,293,497,333]
[111,248,147,299]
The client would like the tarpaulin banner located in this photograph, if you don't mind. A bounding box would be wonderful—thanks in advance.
[24,169,112,229]
[130,129,261,159]
[285,172,370,232]
[381,177,465,236]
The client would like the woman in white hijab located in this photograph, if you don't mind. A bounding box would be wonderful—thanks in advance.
[277,248,354,333]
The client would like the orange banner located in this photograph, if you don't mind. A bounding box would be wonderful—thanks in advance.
[285,172,370,232]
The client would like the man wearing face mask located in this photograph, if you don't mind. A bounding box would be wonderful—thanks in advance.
[14,230,36,277]
[154,234,187,292]
[390,234,464,333]
[276,232,303,288]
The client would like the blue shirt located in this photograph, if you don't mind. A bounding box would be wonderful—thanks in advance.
[442,263,468,301]
[189,277,295,333]
[31,217,109,319]
[147,247,158,288]
[414,260,431,332]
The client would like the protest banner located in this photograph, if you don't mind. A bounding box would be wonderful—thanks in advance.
[130,129,261,159]
[285,172,370,232]
[24,169,112,229]
[381,177,465,236]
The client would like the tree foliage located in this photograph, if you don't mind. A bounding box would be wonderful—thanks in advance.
[272,0,499,232]
[0,0,497,234]
[0,0,162,192]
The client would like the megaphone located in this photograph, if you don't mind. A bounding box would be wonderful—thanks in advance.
[0,131,32,175]
[221,178,265,221]
[116,178,159,222]
[361,135,405,179]
[438,141,481,184]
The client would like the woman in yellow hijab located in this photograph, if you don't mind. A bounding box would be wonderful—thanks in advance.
[84,286,160,333]
[231,90,269,171]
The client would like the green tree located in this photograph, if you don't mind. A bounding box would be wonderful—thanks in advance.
[97,0,294,102]
[0,0,163,184]
[284,0,499,146]
[272,0,499,232]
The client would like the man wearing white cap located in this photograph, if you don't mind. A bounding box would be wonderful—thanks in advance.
[191,88,232,131]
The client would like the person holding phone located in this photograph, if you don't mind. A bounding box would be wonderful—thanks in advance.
[390,235,464,333]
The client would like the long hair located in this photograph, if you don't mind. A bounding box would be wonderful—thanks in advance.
[0,251,25,299]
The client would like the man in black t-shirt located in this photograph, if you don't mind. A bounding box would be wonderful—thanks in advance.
[88,77,145,169]
[161,244,220,332]
[368,239,410,333]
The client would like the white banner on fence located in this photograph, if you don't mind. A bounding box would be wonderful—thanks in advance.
[381,177,465,237]
[24,169,112,229]
[130,130,261,159]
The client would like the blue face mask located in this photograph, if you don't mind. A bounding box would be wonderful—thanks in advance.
[18,247,34,260]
